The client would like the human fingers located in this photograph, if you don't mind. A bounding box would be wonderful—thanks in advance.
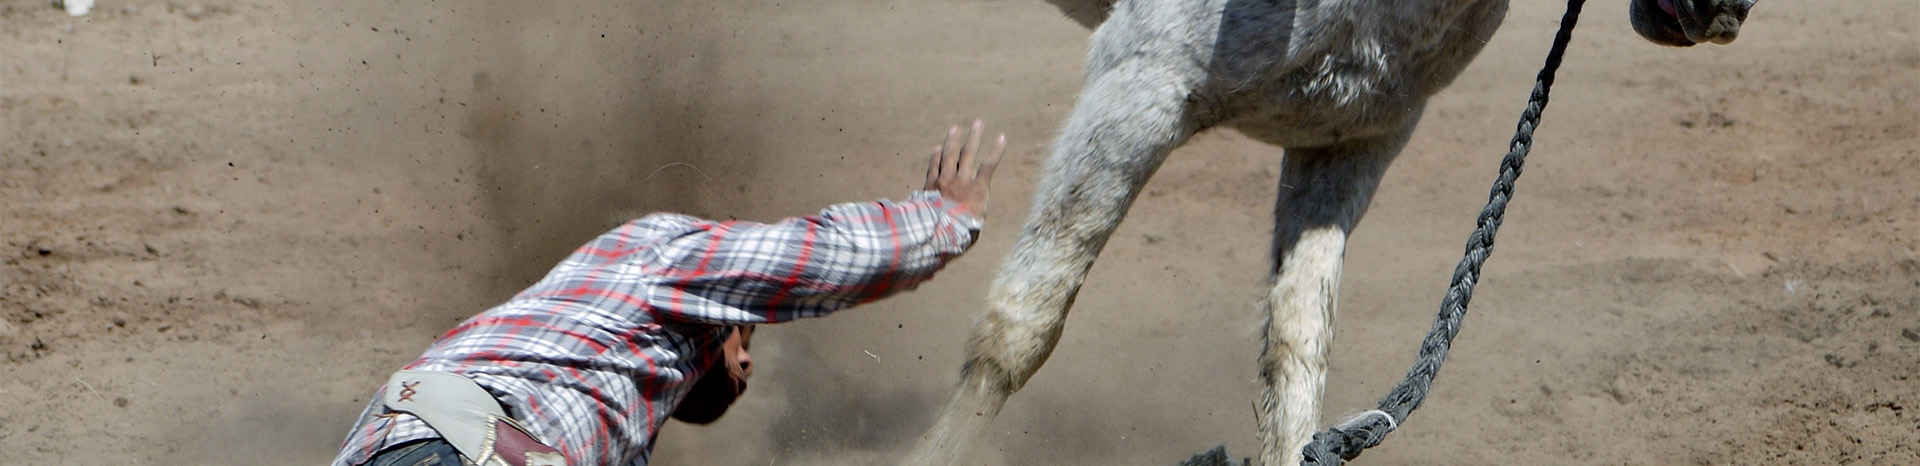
[961,120,985,177]
[941,125,963,182]
[975,133,1006,187]
[924,145,942,190]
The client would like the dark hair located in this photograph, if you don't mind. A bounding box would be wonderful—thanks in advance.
[669,330,748,424]
[668,364,739,424]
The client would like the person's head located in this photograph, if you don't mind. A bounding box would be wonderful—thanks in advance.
[669,325,755,424]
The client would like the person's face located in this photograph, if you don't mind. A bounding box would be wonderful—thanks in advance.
[721,325,755,383]
[669,326,754,424]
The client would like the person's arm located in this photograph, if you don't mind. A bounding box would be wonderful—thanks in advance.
[634,191,972,324]
[639,121,1005,324]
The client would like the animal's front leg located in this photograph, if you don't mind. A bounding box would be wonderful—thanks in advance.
[906,61,1203,466]
[1257,126,1415,466]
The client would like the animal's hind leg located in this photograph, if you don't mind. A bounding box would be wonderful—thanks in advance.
[906,61,1203,466]
[1256,124,1416,466]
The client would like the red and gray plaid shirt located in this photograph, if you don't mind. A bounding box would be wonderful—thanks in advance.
[332,191,981,466]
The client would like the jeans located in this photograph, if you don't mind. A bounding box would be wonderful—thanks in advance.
[366,438,469,466]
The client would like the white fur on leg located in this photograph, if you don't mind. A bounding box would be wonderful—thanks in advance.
[1258,226,1347,466]
[906,20,1205,461]
[908,0,1517,461]
[906,377,1009,466]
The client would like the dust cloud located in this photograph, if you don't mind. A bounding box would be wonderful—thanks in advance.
[456,3,771,293]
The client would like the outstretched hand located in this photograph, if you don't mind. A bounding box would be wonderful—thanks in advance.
[924,120,1006,216]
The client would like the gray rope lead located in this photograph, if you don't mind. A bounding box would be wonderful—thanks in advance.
[1298,0,1587,464]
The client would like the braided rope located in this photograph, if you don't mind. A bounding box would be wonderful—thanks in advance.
[1298,0,1587,464]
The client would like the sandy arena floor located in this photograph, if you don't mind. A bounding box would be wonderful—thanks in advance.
[2,0,1916,464]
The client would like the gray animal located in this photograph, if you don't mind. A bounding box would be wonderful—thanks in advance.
[906,0,1756,464]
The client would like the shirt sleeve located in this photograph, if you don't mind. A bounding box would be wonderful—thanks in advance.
[635,190,982,325]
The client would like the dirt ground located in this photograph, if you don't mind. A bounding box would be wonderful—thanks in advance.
[2,0,1915,464]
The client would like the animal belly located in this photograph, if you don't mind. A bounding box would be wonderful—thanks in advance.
[1225,92,1423,148]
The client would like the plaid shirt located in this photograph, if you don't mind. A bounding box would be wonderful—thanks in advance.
[332,191,981,466]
